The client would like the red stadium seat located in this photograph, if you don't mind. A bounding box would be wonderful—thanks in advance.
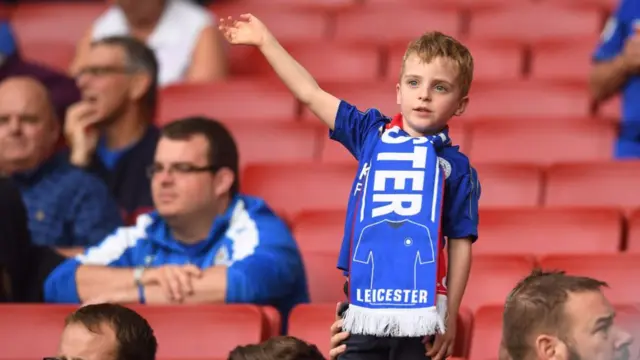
[242,163,357,216]
[365,0,529,10]
[334,6,461,45]
[157,81,297,126]
[228,42,381,82]
[386,41,524,82]
[260,306,282,338]
[469,305,503,360]
[540,0,617,12]
[302,251,346,303]
[468,3,602,44]
[318,121,467,163]
[539,254,640,304]
[474,163,543,208]
[545,161,640,210]
[289,303,475,359]
[226,123,322,167]
[293,210,346,253]
[129,305,264,359]
[0,304,76,359]
[463,255,535,312]
[212,0,358,11]
[20,41,75,73]
[12,3,106,46]
[288,43,381,83]
[627,210,640,253]
[302,82,397,121]
[288,304,344,358]
[597,95,621,121]
[466,80,591,119]
[530,40,599,84]
[211,6,329,43]
[468,120,616,165]
[476,207,623,255]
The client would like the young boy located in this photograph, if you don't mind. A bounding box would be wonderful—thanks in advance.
[220,14,480,360]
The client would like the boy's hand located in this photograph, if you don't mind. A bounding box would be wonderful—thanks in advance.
[329,302,349,360]
[424,321,456,360]
[219,14,270,48]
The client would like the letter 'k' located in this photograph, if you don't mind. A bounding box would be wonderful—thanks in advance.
[359,162,371,180]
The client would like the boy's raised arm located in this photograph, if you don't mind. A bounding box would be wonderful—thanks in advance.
[219,14,340,130]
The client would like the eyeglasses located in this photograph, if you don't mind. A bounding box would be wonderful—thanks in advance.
[146,163,220,178]
[75,65,133,78]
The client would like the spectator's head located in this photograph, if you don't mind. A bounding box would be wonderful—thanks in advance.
[151,116,239,224]
[228,336,326,360]
[76,36,158,126]
[503,269,632,360]
[116,0,166,27]
[57,303,157,360]
[396,31,473,135]
[0,76,58,173]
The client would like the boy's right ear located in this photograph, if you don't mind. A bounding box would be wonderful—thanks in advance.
[396,83,402,105]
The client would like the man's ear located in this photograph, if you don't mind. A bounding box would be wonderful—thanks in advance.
[535,334,565,360]
[128,73,152,102]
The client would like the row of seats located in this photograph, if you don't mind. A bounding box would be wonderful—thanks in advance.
[2,3,610,73]
[155,80,617,126]
[240,161,640,213]
[302,253,640,309]
[3,300,637,360]
[292,207,640,256]
[220,120,618,167]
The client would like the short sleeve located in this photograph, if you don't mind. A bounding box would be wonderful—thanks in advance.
[329,100,387,161]
[593,0,631,62]
[442,166,480,241]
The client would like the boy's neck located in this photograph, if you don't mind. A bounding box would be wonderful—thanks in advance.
[397,114,446,137]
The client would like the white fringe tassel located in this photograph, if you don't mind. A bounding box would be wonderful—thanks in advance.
[343,294,449,337]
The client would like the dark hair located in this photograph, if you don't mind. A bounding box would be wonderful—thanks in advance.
[65,303,157,360]
[91,36,159,117]
[161,116,239,195]
[502,269,608,360]
[228,336,326,360]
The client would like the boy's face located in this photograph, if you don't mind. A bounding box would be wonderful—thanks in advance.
[396,54,468,137]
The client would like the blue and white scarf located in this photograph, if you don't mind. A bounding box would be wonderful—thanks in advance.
[344,118,449,337]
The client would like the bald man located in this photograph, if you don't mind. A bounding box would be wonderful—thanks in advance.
[0,76,122,251]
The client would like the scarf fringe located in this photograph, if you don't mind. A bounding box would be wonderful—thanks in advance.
[343,294,448,337]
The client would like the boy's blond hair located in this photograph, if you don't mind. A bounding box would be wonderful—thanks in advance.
[401,31,474,97]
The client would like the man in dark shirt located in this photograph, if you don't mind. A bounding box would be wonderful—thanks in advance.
[65,36,159,223]
[0,77,122,250]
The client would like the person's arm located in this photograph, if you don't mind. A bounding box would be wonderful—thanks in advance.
[442,165,480,317]
[69,176,123,247]
[220,14,340,129]
[590,2,633,101]
[590,55,632,101]
[186,25,228,82]
[43,215,152,303]
[196,214,304,304]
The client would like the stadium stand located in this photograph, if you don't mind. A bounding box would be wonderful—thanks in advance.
[1,0,638,358]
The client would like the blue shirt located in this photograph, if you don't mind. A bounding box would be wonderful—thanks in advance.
[353,220,435,290]
[593,0,640,158]
[12,152,123,247]
[331,101,481,273]
[43,195,310,319]
[95,137,134,171]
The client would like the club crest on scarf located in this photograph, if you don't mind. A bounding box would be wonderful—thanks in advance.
[344,119,448,337]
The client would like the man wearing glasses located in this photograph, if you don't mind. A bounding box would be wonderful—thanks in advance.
[44,116,309,323]
[65,35,160,224]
